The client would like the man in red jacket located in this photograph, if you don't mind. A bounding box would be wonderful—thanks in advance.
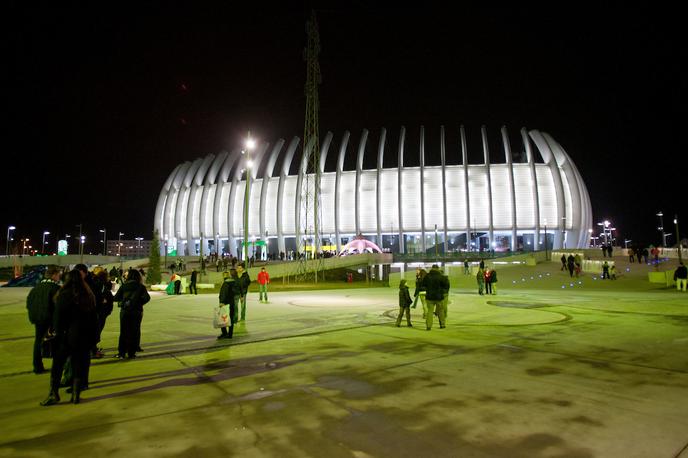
[257,267,270,303]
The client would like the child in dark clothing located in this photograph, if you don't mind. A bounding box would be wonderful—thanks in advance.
[396,279,413,327]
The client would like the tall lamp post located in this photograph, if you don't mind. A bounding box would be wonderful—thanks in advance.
[675,215,682,263]
[656,212,665,247]
[76,223,84,263]
[6,225,16,256]
[99,229,107,255]
[242,134,255,265]
[597,220,611,246]
[118,232,124,268]
[135,237,144,258]
[42,231,50,255]
[561,216,567,249]
[164,234,168,273]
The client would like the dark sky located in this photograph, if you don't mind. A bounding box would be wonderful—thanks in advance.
[5,3,686,253]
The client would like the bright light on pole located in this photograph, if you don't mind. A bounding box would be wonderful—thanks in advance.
[675,214,682,263]
[99,229,107,255]
[657,211,666,247]
[42,231,50,254]
[118,232,124,267]
[243,133,255,264]
[6,225,16,256]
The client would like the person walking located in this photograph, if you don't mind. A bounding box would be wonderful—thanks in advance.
[40,269,98,406]
[26,266,61,374]
[574,253,582,276]
[230,269,241,324]
[189,269,198,295]
[476,267,485,295]
[628,248,635,263]
[92,267,114,359]
[601,244,607,258]
[396,279,413,327]
[610,265,617,280]
[607,244,613,258]
[490,268,498,295]
[602,261,610,279]
[257,267,270,303]
[560,254,567,271]
[463,259,470,275]
[237,264,251,321]
[412,268,427,318]
[423,265,449,330]
[567,254,575,278]
[113,269,150,360]
[217,272,238,338]
[674,262,687,292]
[484,268,493,295]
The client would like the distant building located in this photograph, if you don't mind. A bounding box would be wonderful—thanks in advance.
[155,126,592,256]
[106,239,151,258]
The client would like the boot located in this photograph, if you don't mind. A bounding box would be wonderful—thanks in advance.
[70,378,81,404]
[40,379,60,406]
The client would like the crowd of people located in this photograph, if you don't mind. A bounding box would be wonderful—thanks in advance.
[25,244,686,406]
[27,264,150,406]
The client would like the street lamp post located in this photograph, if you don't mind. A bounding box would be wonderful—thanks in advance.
[6,226,16,256]
[135,237,144,258]
[100,229,107,255]
[118,232,124,268]
[657,212,666,247]
[42,231,50,255]
[561,216,567,249]
[76,223,84,263]
[164,233,168,273]
[242,134,255,265]
[675,215,682,263]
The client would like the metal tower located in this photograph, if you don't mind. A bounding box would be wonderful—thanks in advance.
[296,9,323,282]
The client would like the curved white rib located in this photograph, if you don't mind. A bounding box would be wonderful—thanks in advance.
[334,131,350,253]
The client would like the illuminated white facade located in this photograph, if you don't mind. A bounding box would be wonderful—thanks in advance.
[154,126,592,256]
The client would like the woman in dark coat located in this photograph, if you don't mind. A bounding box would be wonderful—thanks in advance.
[113,269,150,360]
[41,269,98,405]
[396,279,413,327]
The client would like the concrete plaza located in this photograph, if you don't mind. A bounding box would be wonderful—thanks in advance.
[0,258,686,457]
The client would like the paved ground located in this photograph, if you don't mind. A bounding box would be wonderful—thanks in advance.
[0,257,686,457]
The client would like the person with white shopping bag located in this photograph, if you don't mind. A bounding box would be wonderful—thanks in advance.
[215,271,238,339]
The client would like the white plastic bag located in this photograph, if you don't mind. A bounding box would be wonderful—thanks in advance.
[213,304,230,328]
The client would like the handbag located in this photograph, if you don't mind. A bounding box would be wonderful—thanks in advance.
[213,304,230,329]
[41,331,55,359]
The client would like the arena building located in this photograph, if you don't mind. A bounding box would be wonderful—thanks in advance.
[154,126,592,258]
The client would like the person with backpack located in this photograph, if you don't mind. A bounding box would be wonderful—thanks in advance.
[27,266,61,374]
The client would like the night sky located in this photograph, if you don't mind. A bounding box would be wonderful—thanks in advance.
[6,3,686,254]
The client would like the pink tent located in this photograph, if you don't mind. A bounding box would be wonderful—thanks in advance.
[339,236,383,256]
